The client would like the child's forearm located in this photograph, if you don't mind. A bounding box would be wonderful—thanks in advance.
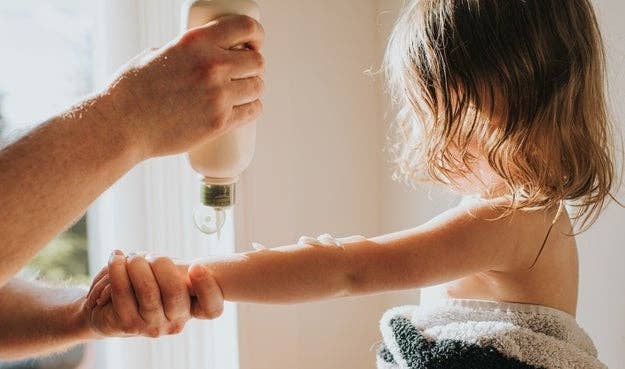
[193,243,355,304]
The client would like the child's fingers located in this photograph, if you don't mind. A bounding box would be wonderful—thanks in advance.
[188,264,224,320]
[97,284,112,306]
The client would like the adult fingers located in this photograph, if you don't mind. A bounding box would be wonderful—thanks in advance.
[97,284,112,306]
[87,275,109,309]
[88,267,109,294]
[188,264,224,320]
[108,250,141,332]
[229,100,262,126]
[229,76,264,106]
[148,256,191,324]
[126,255,167,327]
[88,304,116,337]
[212,15,264,51]
[228,49,265,79]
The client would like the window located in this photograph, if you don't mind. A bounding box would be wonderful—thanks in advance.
[0,1,239,368]
[0,1,95,368]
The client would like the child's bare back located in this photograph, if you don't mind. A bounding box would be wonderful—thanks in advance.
[443,198,579,316]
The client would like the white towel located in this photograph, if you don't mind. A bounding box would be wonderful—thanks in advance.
[377,299,606,369]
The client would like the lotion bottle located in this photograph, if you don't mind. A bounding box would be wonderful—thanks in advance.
[181,0,260,235]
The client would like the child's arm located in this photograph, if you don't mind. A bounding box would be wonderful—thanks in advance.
[192,202,537,304]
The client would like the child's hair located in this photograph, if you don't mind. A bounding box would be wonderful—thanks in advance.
[385,0,617,226]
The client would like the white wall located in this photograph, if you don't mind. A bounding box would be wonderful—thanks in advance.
[235,1,416,369]
[576,1,625,368]
[236,0,625,368]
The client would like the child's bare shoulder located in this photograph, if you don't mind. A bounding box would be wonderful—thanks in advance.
[425,197,562,271]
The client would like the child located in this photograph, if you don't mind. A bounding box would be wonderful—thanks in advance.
[89,0,615,367]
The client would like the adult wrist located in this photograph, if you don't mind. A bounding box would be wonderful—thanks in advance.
[62,294,102,341]
[85,90,147,164]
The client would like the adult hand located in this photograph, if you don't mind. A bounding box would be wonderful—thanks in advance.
[96,14,265,160]
[83,251,224,338]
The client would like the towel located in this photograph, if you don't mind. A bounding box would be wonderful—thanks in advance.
[377,299,606,369]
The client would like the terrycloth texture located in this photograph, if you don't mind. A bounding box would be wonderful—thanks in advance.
[377,300,606,369]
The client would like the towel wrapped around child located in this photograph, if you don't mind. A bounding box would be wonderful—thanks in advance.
[377,299,606,369]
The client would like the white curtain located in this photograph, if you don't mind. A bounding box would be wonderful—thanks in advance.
[87,1,239,369]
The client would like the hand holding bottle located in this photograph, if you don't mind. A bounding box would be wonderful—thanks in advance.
[94,14,265,161]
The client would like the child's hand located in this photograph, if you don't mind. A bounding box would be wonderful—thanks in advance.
[83,250,223,338]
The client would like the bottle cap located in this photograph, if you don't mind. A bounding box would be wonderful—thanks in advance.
[200,182,236,208]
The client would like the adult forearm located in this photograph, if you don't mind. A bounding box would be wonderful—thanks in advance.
[0,279,96,360]
[0,15,266,288]
[0,94,141,287]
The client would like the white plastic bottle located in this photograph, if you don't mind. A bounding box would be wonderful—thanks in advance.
[181,0,260,236]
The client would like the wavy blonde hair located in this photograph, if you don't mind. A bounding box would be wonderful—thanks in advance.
[385,0,617,226]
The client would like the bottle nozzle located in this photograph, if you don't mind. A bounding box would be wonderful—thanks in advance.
[194,181,235,237]
[194,206,227,237]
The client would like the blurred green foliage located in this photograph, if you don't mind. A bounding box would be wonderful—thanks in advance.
[26,217,90,285]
